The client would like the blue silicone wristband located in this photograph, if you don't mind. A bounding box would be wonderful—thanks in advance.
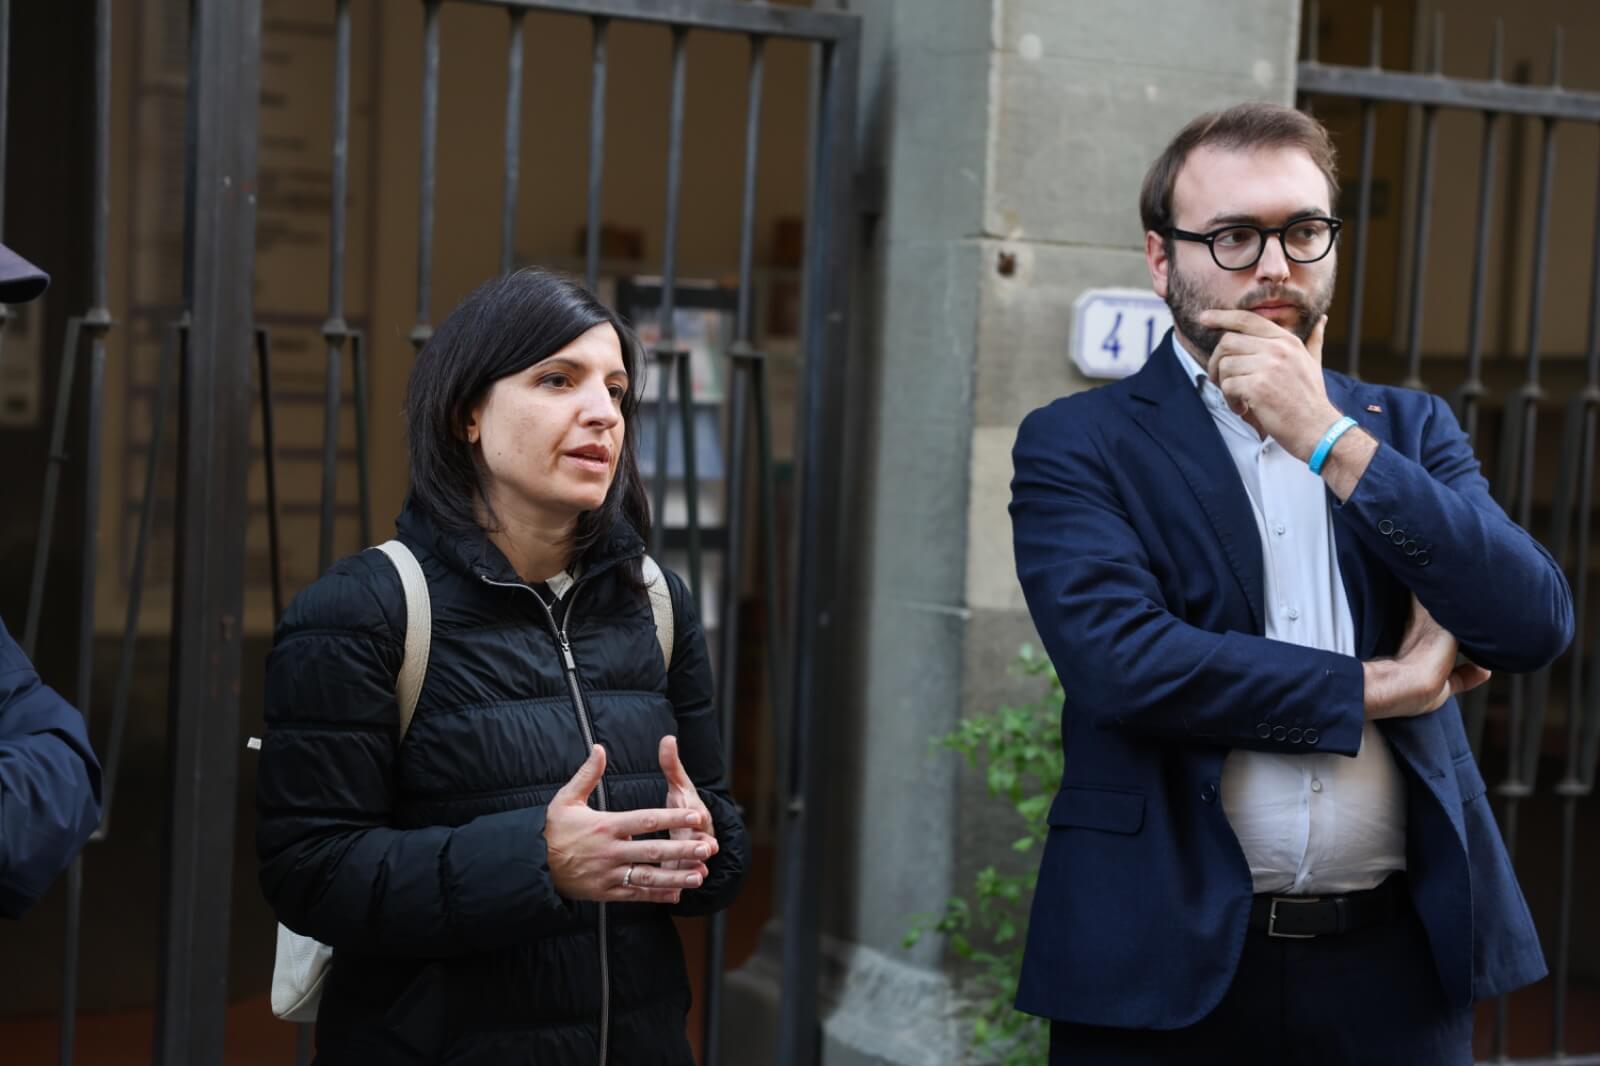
[1308,415,1359,475]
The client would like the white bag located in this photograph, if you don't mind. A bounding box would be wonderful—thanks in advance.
[268,547,674,1023]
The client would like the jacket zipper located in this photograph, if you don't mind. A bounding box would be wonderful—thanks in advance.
[481,573,611,1066]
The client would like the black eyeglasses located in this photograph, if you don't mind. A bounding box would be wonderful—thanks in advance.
[1167,216,1343,271]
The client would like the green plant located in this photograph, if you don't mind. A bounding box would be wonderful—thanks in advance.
[903,644,1063,1066]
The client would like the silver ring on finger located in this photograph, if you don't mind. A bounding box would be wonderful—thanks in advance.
[623,864,635,888]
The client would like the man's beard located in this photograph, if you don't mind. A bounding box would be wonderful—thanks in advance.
[1165,257,1334,359]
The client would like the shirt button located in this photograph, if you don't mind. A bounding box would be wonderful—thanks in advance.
[1284,606,1301,621]
[1311,779,1324,793]
[1274,522,1287,536]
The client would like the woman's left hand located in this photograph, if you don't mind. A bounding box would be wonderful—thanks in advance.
[658,735,719,878]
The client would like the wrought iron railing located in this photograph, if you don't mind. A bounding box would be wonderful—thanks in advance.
[1299,5,1600,1062]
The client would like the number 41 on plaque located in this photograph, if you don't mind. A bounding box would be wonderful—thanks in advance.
[1070,288,1173,380]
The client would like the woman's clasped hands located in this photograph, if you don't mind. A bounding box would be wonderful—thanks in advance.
[544,738,720,904]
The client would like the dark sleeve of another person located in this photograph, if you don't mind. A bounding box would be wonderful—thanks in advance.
[0,615,103,919]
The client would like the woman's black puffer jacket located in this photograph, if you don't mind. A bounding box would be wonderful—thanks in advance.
[256,500,748,1065]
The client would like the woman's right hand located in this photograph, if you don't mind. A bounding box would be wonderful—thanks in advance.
[543,745,713,903]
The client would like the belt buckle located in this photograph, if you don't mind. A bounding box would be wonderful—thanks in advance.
[1267,896,1321,939]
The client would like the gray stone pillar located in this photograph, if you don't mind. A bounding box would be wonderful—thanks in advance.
[723,3,1301,1063]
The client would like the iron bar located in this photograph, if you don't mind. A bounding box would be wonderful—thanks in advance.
[1548,119,1600,1059]
[735,38,765,345]
[413,0,441,352]
[676,352,701,605]
[22,317,83,659]
[1493,34,1563,1062]
[329,0,351,322]
[1453,21,1503,446]
[320,0,353,572]
[753,353,785,777]
[90,0,109,316]
[453,0,854,41]
[584,18,608,292]
[0,0,8,230]
[1453,14,1500,758]
[1296,61,1600,121]
[501,8,525,275]
[352,330,372,547]
[58,856,82,1066]
[1342,6,1380,381]
[0,0,10,352]
[706,356,745,1066]
[777,26,858,1066]
[703,33,765,1066]
[97,320,183,842]
[1400,15,1442,391]
[318,335,342,574]
[62,136,112,1052]
[1550,390,1596,1057]
[153,0,262,1058]
[257,326,285,621]
[652,27,689,529]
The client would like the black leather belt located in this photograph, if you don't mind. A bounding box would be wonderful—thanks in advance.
[1248,874,1406,939]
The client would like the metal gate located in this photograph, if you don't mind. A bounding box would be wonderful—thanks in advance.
[1298,4,1600,1063]
[4,1,859,1063]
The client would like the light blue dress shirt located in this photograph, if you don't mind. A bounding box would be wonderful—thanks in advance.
[1173,334,1406,894]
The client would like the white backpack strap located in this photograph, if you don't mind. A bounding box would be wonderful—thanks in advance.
[372,540,432,740]
[641,555,674,671]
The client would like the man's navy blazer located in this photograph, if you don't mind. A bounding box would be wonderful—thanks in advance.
[1009,331,1572,1030]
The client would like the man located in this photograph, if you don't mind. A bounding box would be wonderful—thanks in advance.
[0,242,102,918]
[1010,102,1570,1064]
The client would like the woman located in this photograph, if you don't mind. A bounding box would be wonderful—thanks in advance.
[256,269,748,1064]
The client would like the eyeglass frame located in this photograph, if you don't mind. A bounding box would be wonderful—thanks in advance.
[1166,215,1344,272]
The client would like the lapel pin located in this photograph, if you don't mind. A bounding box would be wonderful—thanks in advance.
[1365,404,1383,413]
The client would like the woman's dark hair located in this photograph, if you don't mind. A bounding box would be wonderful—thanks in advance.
[405,268,651,575]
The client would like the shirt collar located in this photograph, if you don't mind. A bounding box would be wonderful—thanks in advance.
[1172,331,1264,442]
[1171,331,1210,393]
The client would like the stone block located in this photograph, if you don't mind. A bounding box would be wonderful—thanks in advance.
[972,237,1151,430]
[983,0,1300,246]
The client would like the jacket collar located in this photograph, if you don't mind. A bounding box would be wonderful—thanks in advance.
[395,494,645,587]
[1129,331,1266,631]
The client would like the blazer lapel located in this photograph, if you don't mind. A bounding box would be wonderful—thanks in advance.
[1131,334,1265,633]
[1325,372,1386,658]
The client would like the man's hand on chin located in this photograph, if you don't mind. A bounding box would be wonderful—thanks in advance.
[1201,309,1378,500]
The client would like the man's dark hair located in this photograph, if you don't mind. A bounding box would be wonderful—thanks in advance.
[1139,102,1340,236]
[405,267,651,572]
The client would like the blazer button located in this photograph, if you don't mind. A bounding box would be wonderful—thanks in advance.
[1271,725,1287,741]
[1379,519,1395,535]
[1390,529,1408,546]
[1416,552,1431,567]
[1256,722,1272,739]
[1403,540,1418,556]
[1200,783,1218,804]
[1287,727,1303,743]
[1304,728,1320,745]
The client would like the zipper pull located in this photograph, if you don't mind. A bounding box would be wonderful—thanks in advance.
[557,631,577,670]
